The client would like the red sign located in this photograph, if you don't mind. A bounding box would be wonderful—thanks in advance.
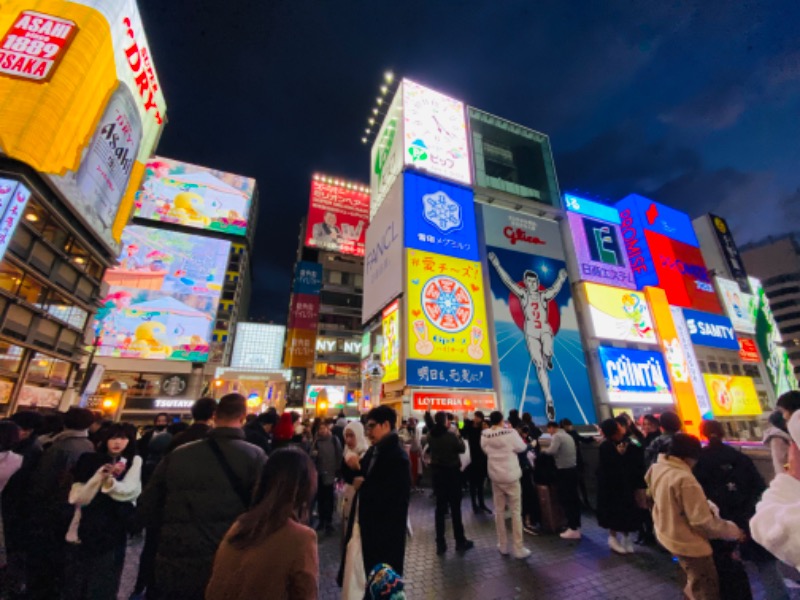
[287,294,320,331]
[0,11,78,82]
[739,339,760,363]
[412,390,496,412]
[647,231,722,314]
[304,179,370,257]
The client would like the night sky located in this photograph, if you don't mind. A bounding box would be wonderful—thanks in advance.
[138,0,800,322]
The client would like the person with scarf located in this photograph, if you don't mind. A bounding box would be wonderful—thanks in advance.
[338,421,368,600]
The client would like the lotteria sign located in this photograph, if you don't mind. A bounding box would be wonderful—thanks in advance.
[598,346,673,405]
[411,390,496,412]
[683,308,739,351]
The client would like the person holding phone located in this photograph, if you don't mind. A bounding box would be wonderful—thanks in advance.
[64,423,141,599]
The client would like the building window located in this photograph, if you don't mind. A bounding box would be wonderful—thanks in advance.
[27,353,71,387]
[774,311,800,324]
[328,271,342,285]
[768,286,800,299]
[0,262,23,295]
[0,342,24,373]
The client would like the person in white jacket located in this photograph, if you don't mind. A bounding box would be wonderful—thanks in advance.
[750,410,800,571]
[481,411,530,559]
[65,423,142,599]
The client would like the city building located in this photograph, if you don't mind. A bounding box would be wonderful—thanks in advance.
[360,76,796,438]
[0,4,167,414]
[284,175,369,415]
[91,157,259,422]
[741,234,800,378]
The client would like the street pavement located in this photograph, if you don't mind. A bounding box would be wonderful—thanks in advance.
[120,492,800,600]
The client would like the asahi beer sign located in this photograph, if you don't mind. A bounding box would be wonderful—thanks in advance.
[0,10,78,82]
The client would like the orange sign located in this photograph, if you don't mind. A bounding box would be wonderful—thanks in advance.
[738,339,760,363]
[412,390,496,412]
[645,286,704,436]
[284,329,316,368]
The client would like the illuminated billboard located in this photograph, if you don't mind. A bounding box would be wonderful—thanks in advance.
[134,157,254,236]
[287,294,320,331]
[581,283,657,344]
[716,277,756,334]
[403,171,478,261]
[406,249,492,390]
[682,308,739,351]
[597,346,673,405]
[646,287,710,434]
[703,374,762,417]
[293,261,323,294]
[0,1,167,249]
[751,277,798,397]
[92,225,230,362]
[648,231,722,313]
[305,385,346,410]
[370,82,403,218]
[567,211,635,289]
[617,200,658,288]
[304,177,369,256]
[709,214,750,293]
[0,179,32,261]
[381,300,400,383]
[616,194,699,248]
[564,194,621,224]
[739,339,760,363]
[483,205,596,424]
[403,79,471,186]
[284,329,316,368]
[412,390,496,412]
[230,323,286,371]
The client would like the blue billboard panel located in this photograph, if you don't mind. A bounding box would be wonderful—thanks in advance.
[617,196,659,289]
[597,346,674,405]
[403,171,478,261]
[616,194,699,248]
[406,359,493,390]
[482,204,597,425]
[682,308,739,350]
[293,261,323,295]
[564,194,621,225]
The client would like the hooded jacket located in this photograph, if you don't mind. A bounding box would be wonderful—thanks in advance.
[481,427,527,484]
[424,413,464,469]
[645,454,740,557]
[750,411,800,569]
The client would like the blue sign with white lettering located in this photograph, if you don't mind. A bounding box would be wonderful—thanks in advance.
[564,194,621,224]
[293,261,323,294]
[682,308,739,350]
[406,359,493,390]
[616,194,699,248]
[597,346,672,396]
[403,171,479,261]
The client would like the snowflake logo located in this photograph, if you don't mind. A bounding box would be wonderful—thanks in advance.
[422,191,463,234]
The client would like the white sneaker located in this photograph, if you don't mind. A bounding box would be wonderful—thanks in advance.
[513,547,531,559]
[623,535,635,554]
[497,543,509,555]
[608,535,627,554]
[560,528,582,540]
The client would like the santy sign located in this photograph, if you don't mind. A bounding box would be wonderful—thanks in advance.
[412,391,496,412]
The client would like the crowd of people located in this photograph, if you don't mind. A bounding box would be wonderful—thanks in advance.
[0,390,794,600]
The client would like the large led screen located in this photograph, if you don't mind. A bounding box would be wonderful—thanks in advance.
[581,283,657,344]
[92,225,231,362]
[597,346,673,406]
[134,157,254,236]
[703,374,762,417]
[304,178,370,256]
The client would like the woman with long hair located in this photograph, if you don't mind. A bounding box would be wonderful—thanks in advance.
[206,447,319,600]
[63,423,141,599]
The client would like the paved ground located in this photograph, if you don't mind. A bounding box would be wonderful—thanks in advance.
[120,492,800,600]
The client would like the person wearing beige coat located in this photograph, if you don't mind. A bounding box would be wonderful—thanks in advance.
[645,434,744,600]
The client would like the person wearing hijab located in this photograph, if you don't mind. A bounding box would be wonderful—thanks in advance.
[338,421,368,600]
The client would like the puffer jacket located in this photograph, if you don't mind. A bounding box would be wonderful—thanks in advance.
[137,427,266,599]
[481,427,527,484]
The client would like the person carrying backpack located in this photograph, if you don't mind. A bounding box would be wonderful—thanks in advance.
[693,420,790,600]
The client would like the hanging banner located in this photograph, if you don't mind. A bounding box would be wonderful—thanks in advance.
[709,214,750,293]
[482,204,596,424]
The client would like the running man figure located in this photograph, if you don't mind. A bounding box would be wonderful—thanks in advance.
[488,252,568,420]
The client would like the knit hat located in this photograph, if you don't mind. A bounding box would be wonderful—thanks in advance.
[367,563,405,599]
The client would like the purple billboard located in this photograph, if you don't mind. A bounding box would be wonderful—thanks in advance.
[567,211,635,289]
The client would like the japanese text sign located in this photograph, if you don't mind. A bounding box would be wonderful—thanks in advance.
[567,211,635,289]
[709,214,750,293]
[293,261,322,295]
[411,390,496,412]
[304,179,370,256]
[382,300,401,383]
[403,171,478,261]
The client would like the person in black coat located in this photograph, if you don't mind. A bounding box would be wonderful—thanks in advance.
[466,412,491,514]
[243,411,278,456]
[596,418,646,555]
[693,420,790,600]
[341,405,410,579]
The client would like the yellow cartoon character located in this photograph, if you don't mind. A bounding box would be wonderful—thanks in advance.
[167,192,211,227]
[128,322,172,357]
[622,294,653,339]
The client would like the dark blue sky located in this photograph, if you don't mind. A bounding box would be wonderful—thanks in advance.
[139,0,800,322]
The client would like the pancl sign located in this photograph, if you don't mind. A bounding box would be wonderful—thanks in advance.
[597,345,673,405]
[403,171,478,261]
[683,308,739,351]
[363,177,403,323]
